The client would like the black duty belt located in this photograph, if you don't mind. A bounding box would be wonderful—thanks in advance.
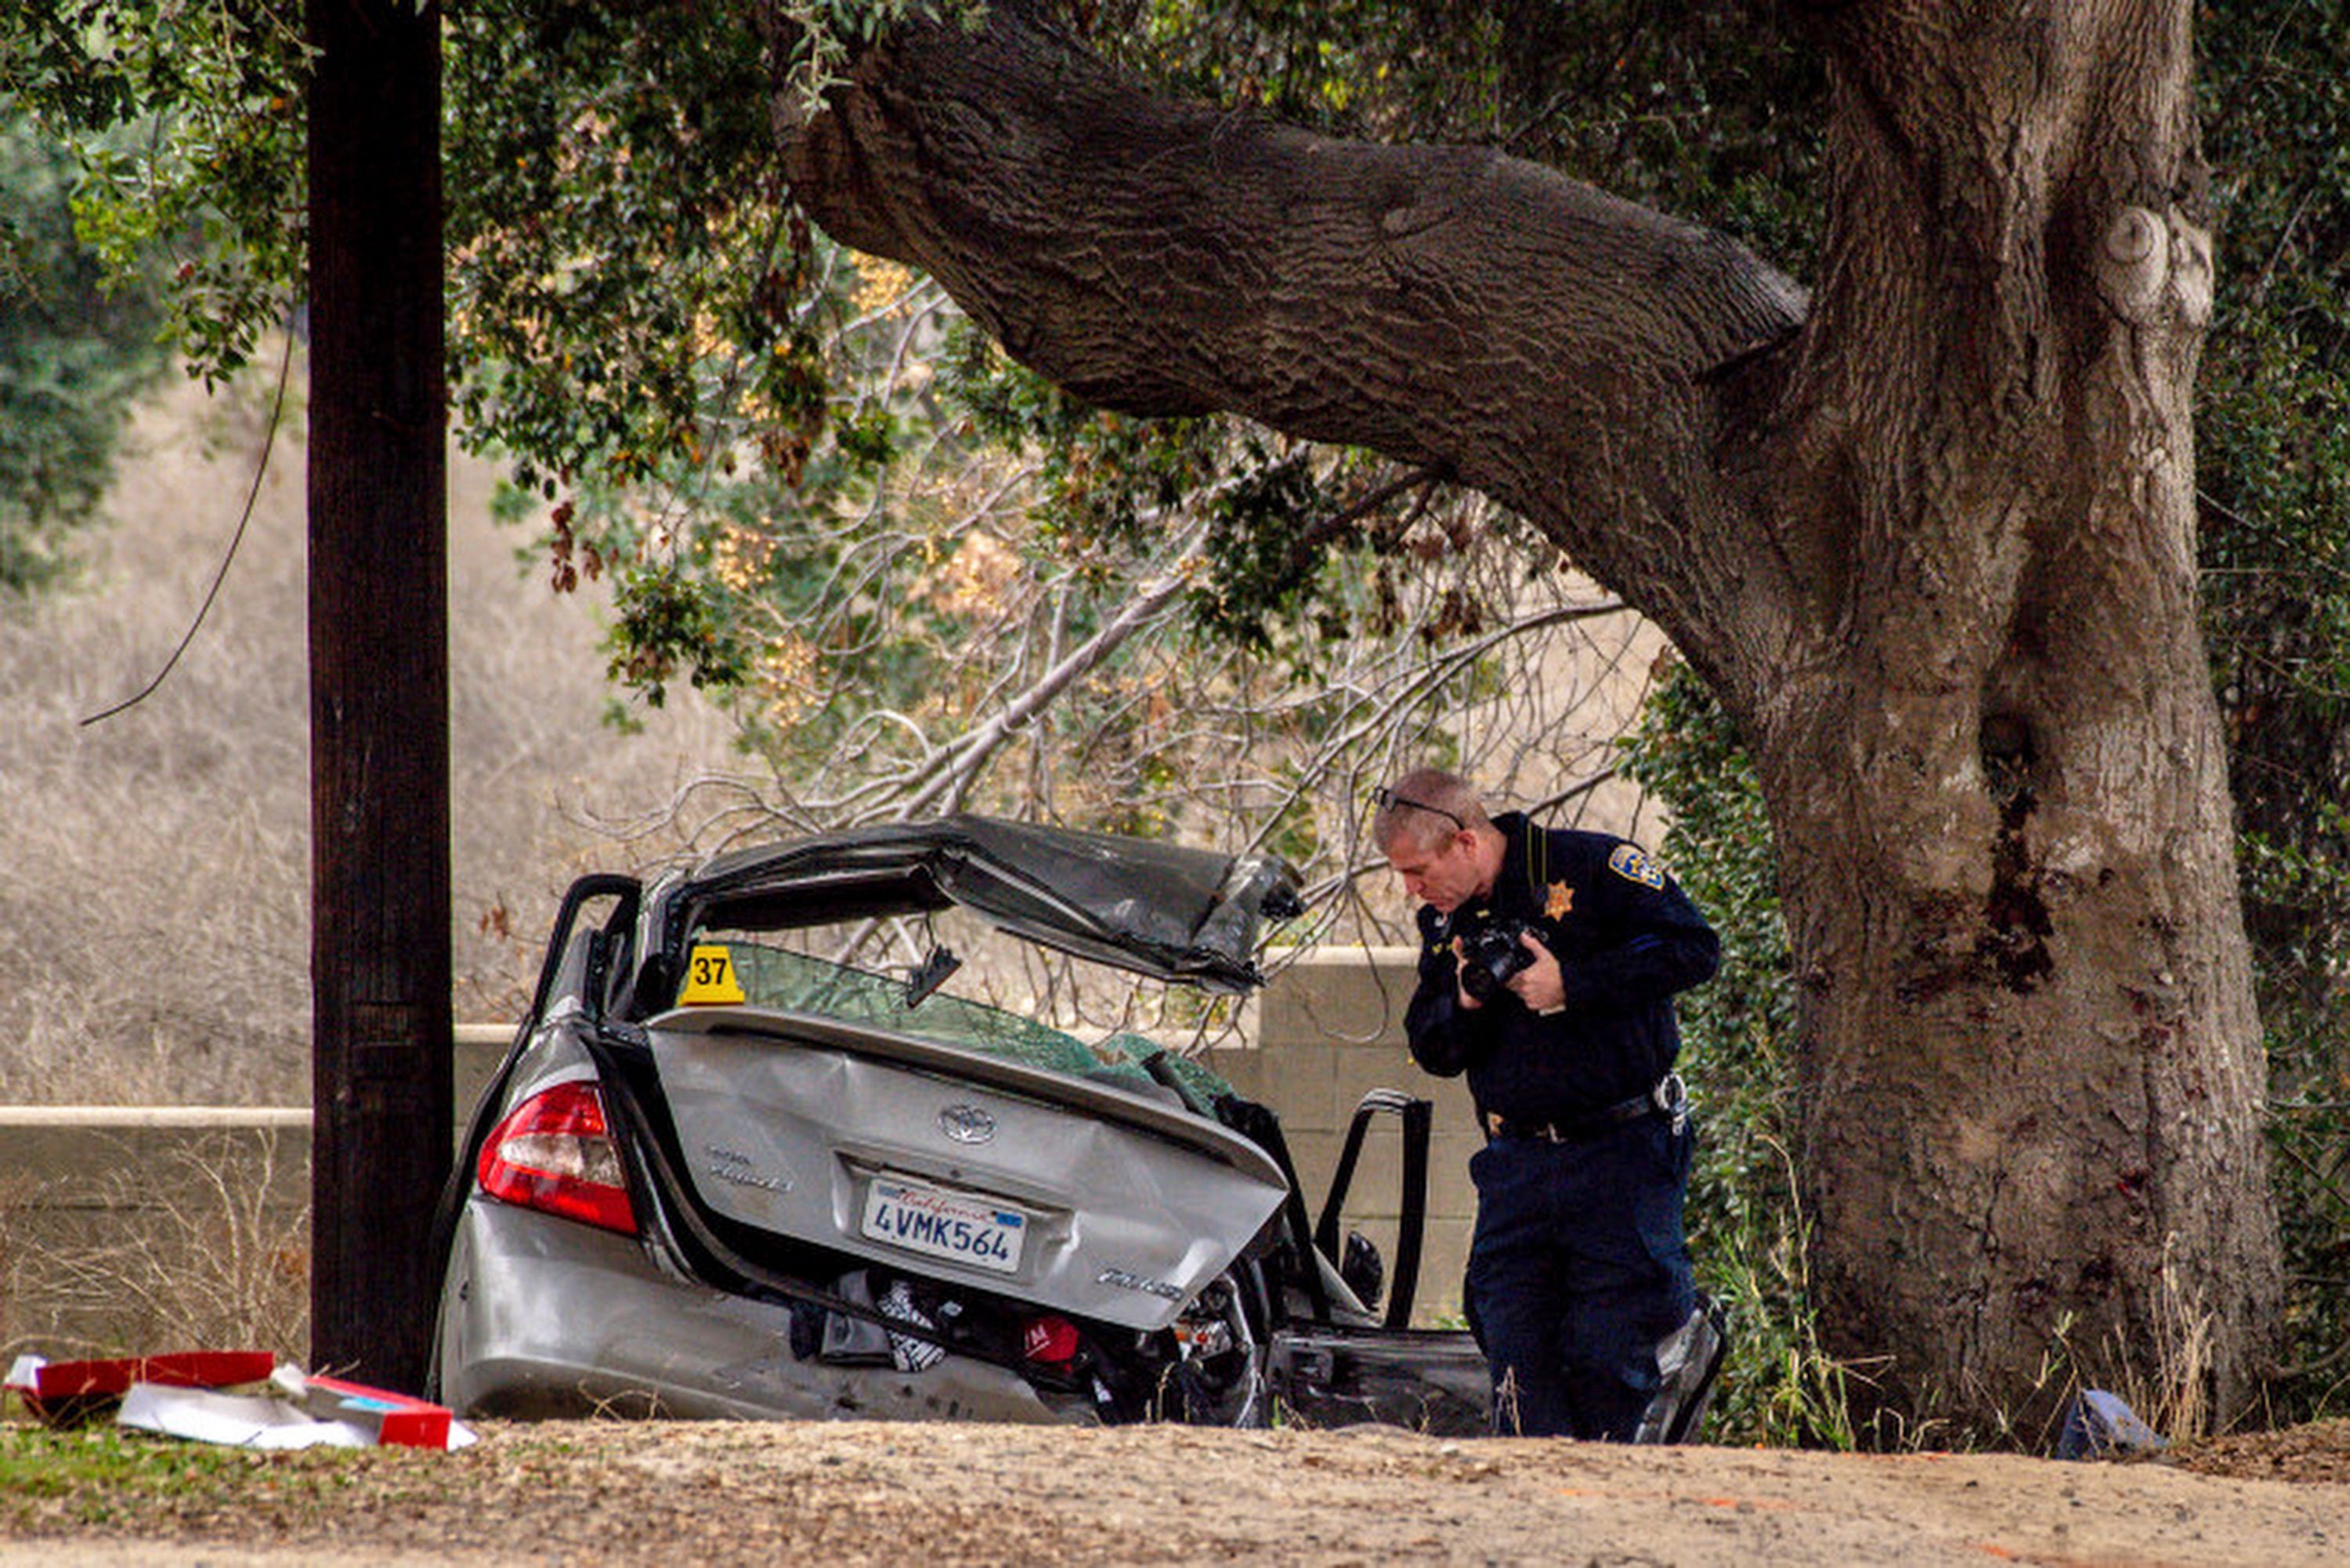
[1486,1073,1686,1145]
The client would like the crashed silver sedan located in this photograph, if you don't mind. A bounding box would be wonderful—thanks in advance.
[429,815,1697,1433]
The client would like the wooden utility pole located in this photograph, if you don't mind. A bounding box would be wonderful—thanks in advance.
[306,0,450,1390]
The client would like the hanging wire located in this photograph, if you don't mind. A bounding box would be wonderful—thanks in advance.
[80,327,295,727]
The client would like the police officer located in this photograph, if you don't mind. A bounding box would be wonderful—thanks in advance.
[1374,766,1719,1440]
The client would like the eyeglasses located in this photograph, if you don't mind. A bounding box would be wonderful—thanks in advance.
[1372,786,1466,833]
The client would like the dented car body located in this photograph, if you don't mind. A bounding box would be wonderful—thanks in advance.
[428,816,1494,1430]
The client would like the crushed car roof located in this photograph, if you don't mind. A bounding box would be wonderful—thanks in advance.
[650,815,1303,992]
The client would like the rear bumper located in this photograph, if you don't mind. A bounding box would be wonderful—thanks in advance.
[435,1198,1073,1424]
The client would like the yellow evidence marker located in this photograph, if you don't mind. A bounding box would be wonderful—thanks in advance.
[679,942,747,1006]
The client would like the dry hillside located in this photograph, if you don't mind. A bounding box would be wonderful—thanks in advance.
[0,360,738,1105]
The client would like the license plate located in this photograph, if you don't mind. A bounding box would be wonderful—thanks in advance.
[860,1176,1027,1274]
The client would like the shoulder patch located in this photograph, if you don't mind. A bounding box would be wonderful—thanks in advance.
[1607,844,1667,889]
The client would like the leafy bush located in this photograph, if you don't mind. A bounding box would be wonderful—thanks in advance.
[1618,658,1868,1447]
[0,114,164,594]
[2196,3,2350,1424]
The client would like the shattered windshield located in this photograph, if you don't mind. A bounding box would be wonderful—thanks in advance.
[696,938,1235,1104]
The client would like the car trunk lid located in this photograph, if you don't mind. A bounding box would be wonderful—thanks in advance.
[641,1006,1289,1331]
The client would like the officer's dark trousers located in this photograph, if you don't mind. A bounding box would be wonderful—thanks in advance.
[1463,1113,1694,1440]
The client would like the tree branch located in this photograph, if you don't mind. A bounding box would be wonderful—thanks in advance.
[780,0,1807,635]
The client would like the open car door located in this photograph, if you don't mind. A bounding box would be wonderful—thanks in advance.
[1232,1089,1489,1436]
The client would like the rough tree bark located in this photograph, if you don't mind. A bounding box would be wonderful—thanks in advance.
[776,0,2280,1436]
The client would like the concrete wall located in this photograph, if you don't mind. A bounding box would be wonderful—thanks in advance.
[2,960,1487,1360]
[0,1029,510,1361]
[0,1108,315,1361]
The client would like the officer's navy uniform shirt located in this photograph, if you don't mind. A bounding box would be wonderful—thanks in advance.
[1405,812,1719,1126]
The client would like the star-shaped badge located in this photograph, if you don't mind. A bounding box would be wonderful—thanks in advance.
[1545,881,1574,919]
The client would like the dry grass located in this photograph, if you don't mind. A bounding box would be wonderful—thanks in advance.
[2137,1234,2218,1443]
[2,1127,311,1360]
[0,353,739,1105]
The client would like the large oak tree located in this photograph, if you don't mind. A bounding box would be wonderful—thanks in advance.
[776,0,2279,1433]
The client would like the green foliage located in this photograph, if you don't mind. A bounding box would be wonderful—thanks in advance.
[445,1,1335,738]
[2,0,1820,727]
[1191,451,1326,646]
[0,112,164,594]
[606,560,754,706]
[2,2,949,394]
[1,1,969,699]
[2196,1,2350,1419]
[42,0,957,432]
[0,1422,276,1525]
[1101,0,1824,269]
[2,0,306,389]
[1618,656,1867,1447]
[444,0,792,497]
[944,329,1223,556]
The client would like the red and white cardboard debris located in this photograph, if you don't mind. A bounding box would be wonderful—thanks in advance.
[5,1350,278,1426]
[7,1353,475,1451]
[283,1367,475,1450]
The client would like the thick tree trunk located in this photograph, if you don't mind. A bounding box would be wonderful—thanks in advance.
[775,0,2281,1434]
[1757,1,2277,1436]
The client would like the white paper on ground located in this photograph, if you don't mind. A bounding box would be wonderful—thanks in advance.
[116,1382,375,1449]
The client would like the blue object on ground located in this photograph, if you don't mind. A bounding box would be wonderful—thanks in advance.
[2055,1388,2167,1460]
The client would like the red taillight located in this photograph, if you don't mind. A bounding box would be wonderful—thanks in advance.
[476,1081,638,1234]
[1021,1314,1081,1367]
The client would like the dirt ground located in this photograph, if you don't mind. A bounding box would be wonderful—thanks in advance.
[5,1416,2348,1566]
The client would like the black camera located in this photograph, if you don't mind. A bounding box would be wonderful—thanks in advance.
[1456,918,1536,1003]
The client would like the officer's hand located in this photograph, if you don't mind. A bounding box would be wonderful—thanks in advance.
[1506,930,1566,1015]
[1448,937,1484,1010]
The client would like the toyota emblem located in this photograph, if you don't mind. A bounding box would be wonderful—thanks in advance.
[938,1104,997,1144]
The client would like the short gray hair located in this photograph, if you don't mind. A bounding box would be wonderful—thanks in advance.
[1372,767,1488,854]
